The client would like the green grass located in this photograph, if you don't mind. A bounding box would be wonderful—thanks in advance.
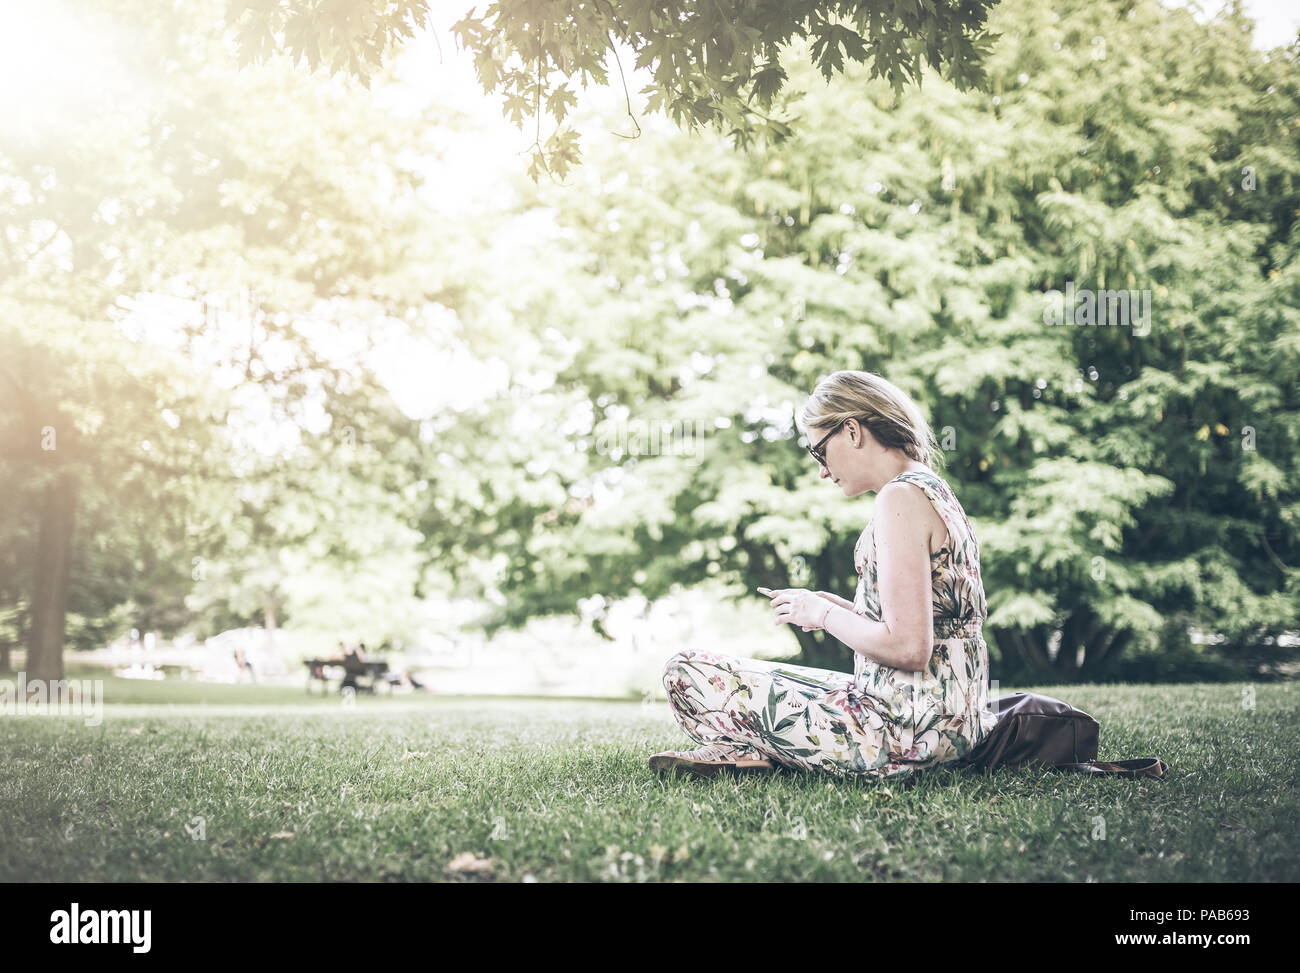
[2,676,1296,882]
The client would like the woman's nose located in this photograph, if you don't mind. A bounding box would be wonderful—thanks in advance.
[819,463,831,479]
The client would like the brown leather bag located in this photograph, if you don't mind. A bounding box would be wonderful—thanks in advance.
[956,691,1168,779]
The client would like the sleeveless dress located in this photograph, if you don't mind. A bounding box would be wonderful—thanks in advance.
[659,468,997,780]
[850,469,998,771]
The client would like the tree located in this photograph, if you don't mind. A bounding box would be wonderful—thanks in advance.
[445,0,1298,678]
[6,0,1295,685]
[227,0,1000,180]
[0,0,237,678]
[0,0,489,675]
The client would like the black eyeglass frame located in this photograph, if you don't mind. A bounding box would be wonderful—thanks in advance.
[807,418,849,467]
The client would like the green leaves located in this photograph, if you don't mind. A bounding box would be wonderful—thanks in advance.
[749,63,787,110]
[810,22,867,82]
[229,0,999,182]
[13,0,1295,684]
[489,0,1300,682]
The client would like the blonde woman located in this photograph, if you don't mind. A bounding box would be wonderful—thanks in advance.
[650,370,997,779]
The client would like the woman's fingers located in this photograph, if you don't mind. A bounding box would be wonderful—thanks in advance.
[770,589,813,626]
[771,591,802,627]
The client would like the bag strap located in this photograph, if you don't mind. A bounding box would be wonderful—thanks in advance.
[1055,758,1168,779]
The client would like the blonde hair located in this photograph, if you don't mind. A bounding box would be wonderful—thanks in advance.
[798,370,944,471]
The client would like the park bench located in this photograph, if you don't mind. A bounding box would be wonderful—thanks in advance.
[303,658,391,695]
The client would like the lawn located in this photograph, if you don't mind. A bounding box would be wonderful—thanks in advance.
[2,674,1296,882]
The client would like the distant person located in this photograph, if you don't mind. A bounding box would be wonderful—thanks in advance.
[233,645,256,684]
[340,642,366,695]
[388,667,427,692]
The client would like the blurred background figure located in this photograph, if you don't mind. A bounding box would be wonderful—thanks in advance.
[232,643,256,683]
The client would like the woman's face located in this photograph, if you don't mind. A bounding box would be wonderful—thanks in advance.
[811,418,884,496]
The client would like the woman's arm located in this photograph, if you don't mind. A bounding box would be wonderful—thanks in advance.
[821,483,935,672]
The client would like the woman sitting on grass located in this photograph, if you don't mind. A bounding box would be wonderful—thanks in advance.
[651,369,997,779]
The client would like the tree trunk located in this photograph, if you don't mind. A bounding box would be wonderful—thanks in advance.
[994,625,1053,673]
[28,471,77,682]
[1082,626,1131,679]
[1054,605,1104,681]
[1053,615,1081,680]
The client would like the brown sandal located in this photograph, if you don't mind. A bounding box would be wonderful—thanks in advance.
[648,743,776,778]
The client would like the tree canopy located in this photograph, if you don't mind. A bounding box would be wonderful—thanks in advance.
[451,0,1300,679]
[2,0,1296,685]
[227,0,1000,179]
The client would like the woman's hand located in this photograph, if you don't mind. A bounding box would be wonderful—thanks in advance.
[814,590,855,611]
[760,587,833,631]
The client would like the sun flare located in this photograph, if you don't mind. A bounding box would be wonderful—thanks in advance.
[0,0,131,139]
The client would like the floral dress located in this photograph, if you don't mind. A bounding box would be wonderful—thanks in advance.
[660,468,997,780]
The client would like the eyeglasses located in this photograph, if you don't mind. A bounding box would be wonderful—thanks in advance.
[807,419,847,467]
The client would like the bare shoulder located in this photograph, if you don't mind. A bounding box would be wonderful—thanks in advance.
[875,479,947,551]
[875,478,932,512]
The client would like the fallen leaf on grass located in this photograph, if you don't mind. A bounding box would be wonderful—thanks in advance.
[645,844,689,865]
[253,832,295,848]
[447,852,494,875]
